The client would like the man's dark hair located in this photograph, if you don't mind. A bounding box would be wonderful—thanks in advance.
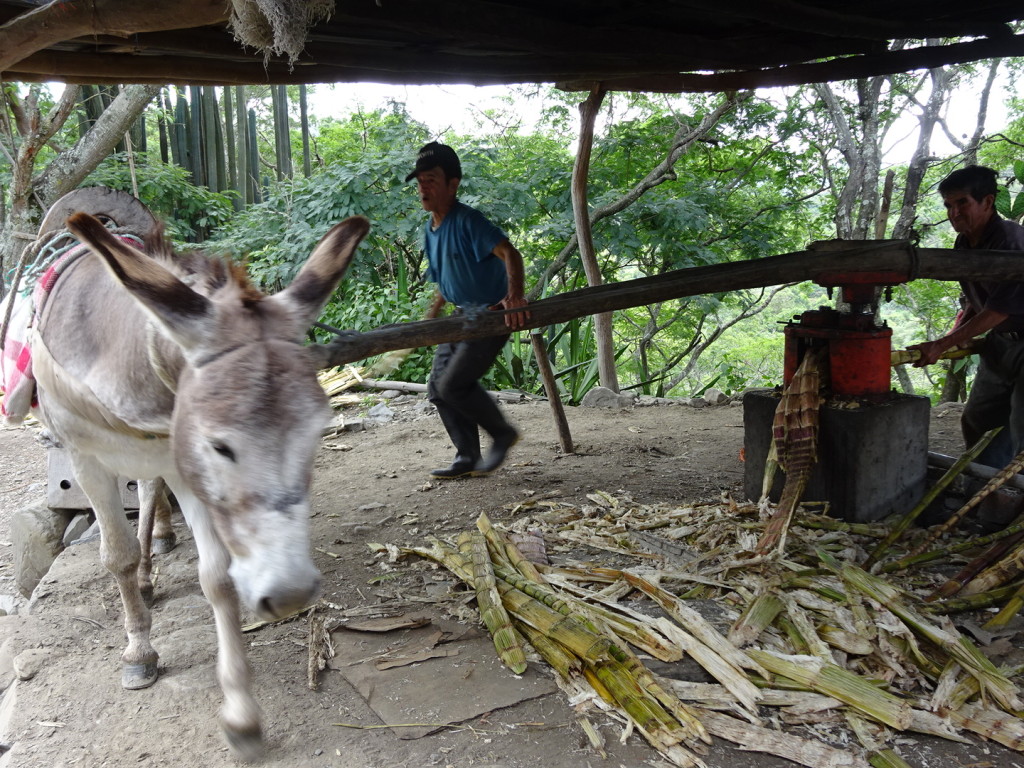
[939,165,998,202]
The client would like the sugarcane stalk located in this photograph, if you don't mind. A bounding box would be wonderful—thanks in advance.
[909,438,1024,559]
[491,577,614,664]
[748,650,913,730]
[516,621,580,679]
[590,658,695,749]
[494,562,681,662]
[775,614,810,654]
[818,624,874,656]
[926,528,1024,600]
[699,709,872,768]
[476,512,546,583]
[921,580,1024,614]
[601,622,711,744]
[890,342,977,367]
[982,577,1024,629]
[614,569,767,678]
[757,349,823,555]
[760,431,779,501]
[780,594,832,660]
[881,517,1024,573]
[961,536,1024,597]
[728,592,785,647]
[832,555,1023,712]
[941,700,1024,750]
[864,427,1001,568]
[458,532,528,674]
[654,617,764,716]
[847,711,910,768]
[780,575,848,602]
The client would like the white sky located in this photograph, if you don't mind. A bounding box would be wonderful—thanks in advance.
[308,75,1015,167]
[308,82,542,136]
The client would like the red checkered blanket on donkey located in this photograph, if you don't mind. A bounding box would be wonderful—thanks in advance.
[1,233,144,425]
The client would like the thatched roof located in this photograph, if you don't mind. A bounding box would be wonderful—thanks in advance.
[1,1,1022,91]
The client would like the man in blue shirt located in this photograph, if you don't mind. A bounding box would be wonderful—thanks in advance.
[406,142,530,479]
[912,165,1024,471]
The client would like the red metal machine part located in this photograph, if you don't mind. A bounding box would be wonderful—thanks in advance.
[783,271,908,397]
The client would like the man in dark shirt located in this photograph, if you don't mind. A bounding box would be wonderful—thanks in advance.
[912,165,1024,469]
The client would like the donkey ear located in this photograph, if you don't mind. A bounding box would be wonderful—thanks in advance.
[65,212,213,349]
[271,216,369,328]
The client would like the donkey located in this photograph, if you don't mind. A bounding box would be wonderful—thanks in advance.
[29,210,369,759]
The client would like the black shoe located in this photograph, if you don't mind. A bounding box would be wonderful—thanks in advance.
[430,461,477,480]
[473,429,520,476]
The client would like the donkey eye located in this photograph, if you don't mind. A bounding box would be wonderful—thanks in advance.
[210,440,236,462]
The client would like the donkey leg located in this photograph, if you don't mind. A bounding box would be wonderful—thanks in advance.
[74,456,159,690]
[179,493,263,761]
[151,480,177,555]
[136,478,177,606]
[136,479,158,606]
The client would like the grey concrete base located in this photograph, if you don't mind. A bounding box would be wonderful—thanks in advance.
[743,389,930,523]
[46,447,139,510]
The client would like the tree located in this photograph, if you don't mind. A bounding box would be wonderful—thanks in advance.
[0,82,159,284]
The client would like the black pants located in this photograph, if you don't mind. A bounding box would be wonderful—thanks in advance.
[963,334,1024,468]
[428,334,513,464]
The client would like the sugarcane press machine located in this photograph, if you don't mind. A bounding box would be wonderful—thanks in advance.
[743,266,931,523]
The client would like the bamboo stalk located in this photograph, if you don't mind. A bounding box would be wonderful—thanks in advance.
[864,427,1000,568]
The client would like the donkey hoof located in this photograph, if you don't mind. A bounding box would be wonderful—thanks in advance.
[151,534,176,555]
[140,584,155,608]
[224,723,264,763]
[121,661,158,690]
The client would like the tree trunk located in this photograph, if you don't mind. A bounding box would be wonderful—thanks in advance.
[1,83,158,278]
[572,86,618,391]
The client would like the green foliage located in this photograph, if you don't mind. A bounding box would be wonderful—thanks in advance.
[995,159,1024,222]
[86,152,234,242]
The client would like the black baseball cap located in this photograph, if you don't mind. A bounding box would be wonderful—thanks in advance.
[405,142,462,182]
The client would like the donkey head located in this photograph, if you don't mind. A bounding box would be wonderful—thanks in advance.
[65,213,370,619]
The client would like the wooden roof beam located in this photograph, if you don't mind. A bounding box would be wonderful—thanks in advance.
[0,0,229,76]
[559,32,1024,92]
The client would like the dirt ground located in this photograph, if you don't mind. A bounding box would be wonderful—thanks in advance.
[0,392,1020,768]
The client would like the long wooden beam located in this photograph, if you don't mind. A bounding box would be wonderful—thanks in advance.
[310,241,1024,369]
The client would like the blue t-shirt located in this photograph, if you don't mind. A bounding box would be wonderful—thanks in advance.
[424,201,508,308]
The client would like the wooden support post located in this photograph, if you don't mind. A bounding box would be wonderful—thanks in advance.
[531,331,573,455]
